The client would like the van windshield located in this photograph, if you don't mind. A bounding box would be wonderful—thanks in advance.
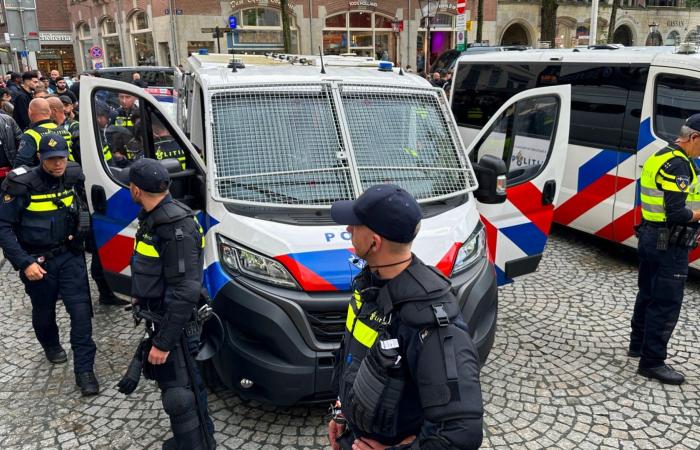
[210,84,475,207]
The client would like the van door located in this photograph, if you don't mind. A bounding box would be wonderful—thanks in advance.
[469,85,571,284]
[79,77,206,294]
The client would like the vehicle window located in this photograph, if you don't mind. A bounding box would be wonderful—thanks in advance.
[145,106,191,170]
[655,73,700,143]
[96,69,175,87]
[452,62,648,152]
[561,64,647,152]
[210,88,354,206]
[92,88,144,175]
[341,89,471,200]
[475,95,560,185]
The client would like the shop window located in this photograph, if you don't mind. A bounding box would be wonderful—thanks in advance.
[134,12,149,31]
[323,12,397,62]
[101,17,122,67]
[77,22,93,70]
[230,7,298,53]
[349,12,372,28]
[325,13,346,28]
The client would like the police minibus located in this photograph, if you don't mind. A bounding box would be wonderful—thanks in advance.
[451,45,700,271]
[79,52,571,405]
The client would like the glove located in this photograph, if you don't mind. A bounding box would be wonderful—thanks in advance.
[117,356,143,395]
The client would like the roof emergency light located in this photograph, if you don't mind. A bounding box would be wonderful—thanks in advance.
[378,61,394,72]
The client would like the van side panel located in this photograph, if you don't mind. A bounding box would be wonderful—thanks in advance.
[453,61,649,238]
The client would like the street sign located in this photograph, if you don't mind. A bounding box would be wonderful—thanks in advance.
[19,50,28,57]
[456,14,466,30]
[3,0,40,52]
[456,31,465,52]
[89,45,104,59]
[229,15,237,29]
[457,1,466,15]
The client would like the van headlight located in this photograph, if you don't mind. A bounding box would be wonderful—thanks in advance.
[218,235,299,289]
[452,223,486,276]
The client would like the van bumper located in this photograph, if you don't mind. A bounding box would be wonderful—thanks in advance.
[210,257,497,406]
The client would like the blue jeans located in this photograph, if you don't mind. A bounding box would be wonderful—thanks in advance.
[20,251,96,374]
[631,225,689,369]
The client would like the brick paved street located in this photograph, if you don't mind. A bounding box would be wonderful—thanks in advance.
[0,227,698,449]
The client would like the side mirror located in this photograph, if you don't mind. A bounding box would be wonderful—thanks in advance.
[473,155,507,204]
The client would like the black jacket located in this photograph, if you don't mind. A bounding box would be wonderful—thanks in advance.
[0,113,22,167]
[334,257,484,449]
[12,88,32,131]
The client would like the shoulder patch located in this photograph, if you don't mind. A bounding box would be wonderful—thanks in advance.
[3,193,13,203]
[676,175,690,192]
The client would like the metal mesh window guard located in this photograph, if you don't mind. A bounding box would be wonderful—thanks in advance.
[210,85,354,206]
[209,83,476,207]
[340,85,475,201]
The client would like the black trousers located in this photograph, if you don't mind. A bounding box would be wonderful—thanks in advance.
[631,226,688,369]
[147,334,215,449]
[20,251,96,374]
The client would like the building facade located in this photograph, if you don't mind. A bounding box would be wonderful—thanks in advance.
[0,0,77,74]
[67,0,497,72]
[495,0,700,49]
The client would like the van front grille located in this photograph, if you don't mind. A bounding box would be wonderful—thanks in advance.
[306,310,346,344]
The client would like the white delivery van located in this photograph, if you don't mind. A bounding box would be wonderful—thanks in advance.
[79,53,570,405]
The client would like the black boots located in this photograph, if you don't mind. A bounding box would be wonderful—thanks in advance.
[44,345,68,364]
[76,371,100,396]
[637,365,685,385]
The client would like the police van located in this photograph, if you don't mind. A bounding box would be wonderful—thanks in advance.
[451,45,700,271]
[79,53,571,405]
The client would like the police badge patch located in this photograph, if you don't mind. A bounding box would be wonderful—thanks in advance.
[676,175,690,191]
[3,194,12,203]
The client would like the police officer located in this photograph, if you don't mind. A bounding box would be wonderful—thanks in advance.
[328,185,483,450]
[123,158,215,449]
[0,133,98,396]
[153,118,186,170]
[112,92,139,134]
[630,115,700,385]
[13,98,73,167]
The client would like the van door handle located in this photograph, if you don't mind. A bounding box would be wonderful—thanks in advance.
[91,185,107,214]
[542,180,556,206]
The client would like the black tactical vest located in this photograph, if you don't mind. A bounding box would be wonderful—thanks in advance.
[4,164,82,252]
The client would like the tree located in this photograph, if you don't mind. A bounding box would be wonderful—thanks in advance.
[540,0,558,47]
[607,0,621,44]
[476,0,483,42]
[281,0,292,52]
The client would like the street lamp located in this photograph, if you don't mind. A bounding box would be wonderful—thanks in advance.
[419,0,437,75]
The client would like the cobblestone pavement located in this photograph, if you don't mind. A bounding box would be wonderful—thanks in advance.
[0,227,698,449]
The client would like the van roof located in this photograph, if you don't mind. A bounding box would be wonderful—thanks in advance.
[454,46,700,71]
[187,53,433,90]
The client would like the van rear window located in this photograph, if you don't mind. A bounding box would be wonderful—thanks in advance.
[452,62,648,152]
[655,74,700,143]
[95,69,175,87]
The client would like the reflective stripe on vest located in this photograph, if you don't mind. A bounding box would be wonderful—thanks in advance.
[26,123,75,162]
[26,189,74,212]
[345,290,379,348]
[134,239,159,258]
[102,145,112,161]
[640,146,700,222]
[114,116,134,128]
[194,217,205,248]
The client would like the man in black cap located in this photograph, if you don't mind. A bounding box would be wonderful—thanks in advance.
[119,158,215,449]
[327,184,483,450]
[630,114,700,385]
[0,133,98,396]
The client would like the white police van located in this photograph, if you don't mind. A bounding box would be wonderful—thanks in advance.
[450,45,700,269]
[79,53,570,405]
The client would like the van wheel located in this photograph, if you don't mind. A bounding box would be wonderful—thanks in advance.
[199,359,225,392]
